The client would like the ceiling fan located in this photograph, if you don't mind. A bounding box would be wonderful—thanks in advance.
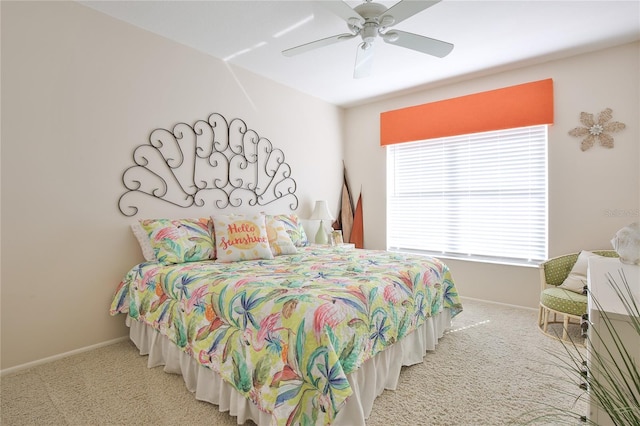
[282,0,454,78]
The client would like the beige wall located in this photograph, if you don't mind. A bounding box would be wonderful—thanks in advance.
[2,1,638,371]
[1,1,344,370]
[344,42,640,308]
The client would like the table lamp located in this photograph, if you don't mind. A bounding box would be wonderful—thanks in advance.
[309,200,334,244]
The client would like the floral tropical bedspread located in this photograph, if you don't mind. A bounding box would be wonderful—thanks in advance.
[110,246,462,425]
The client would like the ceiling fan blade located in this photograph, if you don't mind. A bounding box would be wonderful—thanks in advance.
[354,42,374,79]
[318,1,364,25]
[383,30,453,58]
[383,0,442,26]
[282,33,356,57]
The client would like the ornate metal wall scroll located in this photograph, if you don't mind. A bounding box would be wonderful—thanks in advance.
[118,113,298,216]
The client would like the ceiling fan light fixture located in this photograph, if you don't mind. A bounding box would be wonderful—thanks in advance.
[361,23,378,43]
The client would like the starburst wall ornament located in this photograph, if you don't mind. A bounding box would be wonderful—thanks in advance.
[569,108,626,151]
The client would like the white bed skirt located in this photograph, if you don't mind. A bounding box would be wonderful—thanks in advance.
[126,309,452,425]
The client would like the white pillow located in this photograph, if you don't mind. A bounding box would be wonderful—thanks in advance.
[558,250,601,293]
[131,222,156,262]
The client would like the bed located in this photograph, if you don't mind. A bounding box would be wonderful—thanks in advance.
[110,213,462,425]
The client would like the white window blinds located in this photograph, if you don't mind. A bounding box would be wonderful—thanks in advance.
[386,125,548,266]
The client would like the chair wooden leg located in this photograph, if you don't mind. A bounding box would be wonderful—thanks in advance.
[538,303,586,345]
[538,306,543,326]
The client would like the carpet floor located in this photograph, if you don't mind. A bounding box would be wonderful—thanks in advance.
[1,298,587,425]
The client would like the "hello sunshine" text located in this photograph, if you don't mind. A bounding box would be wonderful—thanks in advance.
[218,222,267,250]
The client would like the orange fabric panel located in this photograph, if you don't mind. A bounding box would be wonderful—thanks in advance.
[380,79,554,145]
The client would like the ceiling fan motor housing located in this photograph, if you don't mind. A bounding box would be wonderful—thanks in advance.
[354,2,389,43]
[354,2,387,20]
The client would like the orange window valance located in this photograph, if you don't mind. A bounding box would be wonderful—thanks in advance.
[380,78,554,146]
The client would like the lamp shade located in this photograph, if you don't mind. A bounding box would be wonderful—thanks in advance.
[309,200,334,221]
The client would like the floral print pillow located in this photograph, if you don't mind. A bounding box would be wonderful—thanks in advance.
[266,217,297,256]
[267,213,309,247]
[140,218,214,264]
[212,213,274,262]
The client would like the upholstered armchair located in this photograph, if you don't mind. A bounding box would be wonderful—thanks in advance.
[538,250,619,341]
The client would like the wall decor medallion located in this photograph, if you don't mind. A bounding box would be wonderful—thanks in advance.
[118,113,298,216]
[568,107,626,151]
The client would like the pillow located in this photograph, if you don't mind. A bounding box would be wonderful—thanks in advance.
[266,217,297,256]
[212,213,274,262]
[558,250,602,293]
[131,221,156,262]
[267,213,309,247]
[140,218,214,264]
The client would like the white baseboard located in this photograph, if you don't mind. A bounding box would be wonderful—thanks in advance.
[1,336,129,377]
[459,295,538,312]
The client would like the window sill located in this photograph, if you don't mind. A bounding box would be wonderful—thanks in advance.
[387,248,542,268]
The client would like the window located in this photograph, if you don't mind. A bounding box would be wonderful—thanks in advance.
[386,125,547,266]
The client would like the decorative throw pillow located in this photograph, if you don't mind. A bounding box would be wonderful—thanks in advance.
[131,221,156,262]
[266,217,297,256]
[212,213,274,262]
[558,250,602,293]
[140,218,214,264]
[267,213,309,247]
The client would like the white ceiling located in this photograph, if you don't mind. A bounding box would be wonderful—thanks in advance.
[80,0,640,107]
